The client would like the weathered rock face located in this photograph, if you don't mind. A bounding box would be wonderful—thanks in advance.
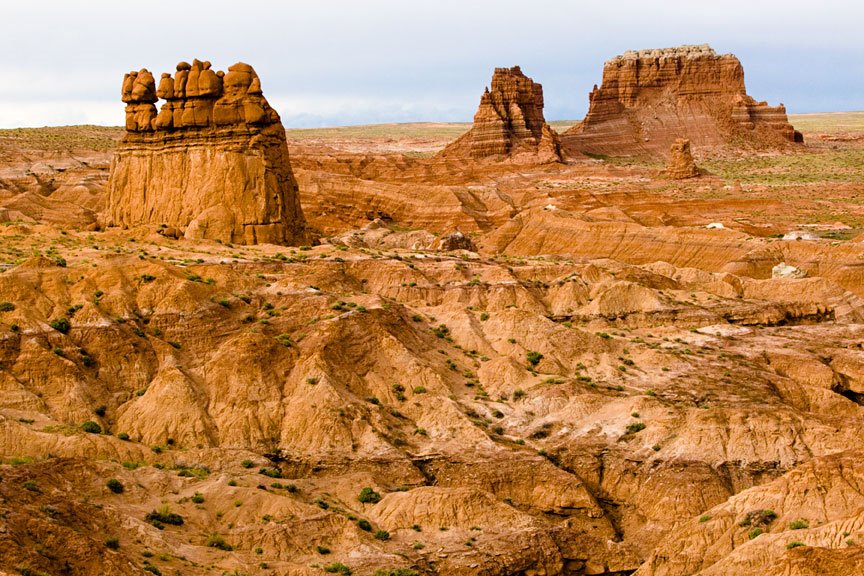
[562,45,803,156]
[107,59,307,245]
[665,138,700,179]
[439,66,562,163]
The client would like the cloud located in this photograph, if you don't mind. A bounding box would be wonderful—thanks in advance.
[0,0,861,128]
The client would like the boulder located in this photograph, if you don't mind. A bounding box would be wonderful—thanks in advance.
[772,262,806,279]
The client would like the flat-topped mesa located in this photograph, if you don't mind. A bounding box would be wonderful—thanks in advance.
[439,66,562,163]
[107,59,307,245]
[561,44,803,156]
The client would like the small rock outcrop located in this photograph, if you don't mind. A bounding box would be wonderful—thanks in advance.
[435,230,476,252]
[439,66,561,163]
[107,59,307,245]
[773,262,806,279]
[562,45,803,156]
[665,138,700,179]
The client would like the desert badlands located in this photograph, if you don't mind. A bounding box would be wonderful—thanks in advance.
[1,43,864,576]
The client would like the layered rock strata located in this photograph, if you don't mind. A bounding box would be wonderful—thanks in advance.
[665,138,700,179]
[106,59,306,245]
[562,45,803,156]
[440,66,562,163]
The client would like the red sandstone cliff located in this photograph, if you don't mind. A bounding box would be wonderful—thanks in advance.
[562,45,803,157]
[439,66,561,163]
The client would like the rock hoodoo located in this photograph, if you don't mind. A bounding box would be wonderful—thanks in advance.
[439,66,562,163]
[665,138,700,179]
[562,44,803,156]
[107,59,307,245]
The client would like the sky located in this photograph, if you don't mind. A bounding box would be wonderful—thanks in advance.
[0,0,861,128]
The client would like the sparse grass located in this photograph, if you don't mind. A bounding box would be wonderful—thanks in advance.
[701,149,864,186]
[788,111,864,134]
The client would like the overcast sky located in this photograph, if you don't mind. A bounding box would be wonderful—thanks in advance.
[1,0,861,128]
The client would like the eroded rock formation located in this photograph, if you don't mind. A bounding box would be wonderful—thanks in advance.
[562,45,803,156]
[439,66,562,163]
[665,138,700,179]
[107,59,306,245]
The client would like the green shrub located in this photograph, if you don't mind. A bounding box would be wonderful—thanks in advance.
[106,479,124,494]
[513,389,526,400]
[104,537,120,549]
[145,506,184,527]
[206,533,233,551]
[787,541,806,549]
[275,333,293,347]
[259,467,282,478]
[357,519,372,531]
[191,492,205,504]
[241,459,254,469]
[358,487,382,504]
[373,570,419,576]
[0,302,15,312]
[81,421,102,434]
[316,545,331,555]
[748,528,763,539]
[323,563,351,575]
[789,519,809,530]
[50,318,71,334]
[698,515,710,523]
[142,565,161,575]
[625,422,646,434]
[526,351,543,366]
[374,529,390,541]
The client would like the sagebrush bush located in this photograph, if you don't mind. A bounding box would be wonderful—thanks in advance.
[358,487,382,504]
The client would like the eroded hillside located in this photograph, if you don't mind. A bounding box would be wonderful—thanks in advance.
[0,112,864,576]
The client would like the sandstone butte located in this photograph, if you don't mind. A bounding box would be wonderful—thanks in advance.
[105,59,307,245]
[439,66,562,163]
[561,44,804,156]
[664,138,700,179]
